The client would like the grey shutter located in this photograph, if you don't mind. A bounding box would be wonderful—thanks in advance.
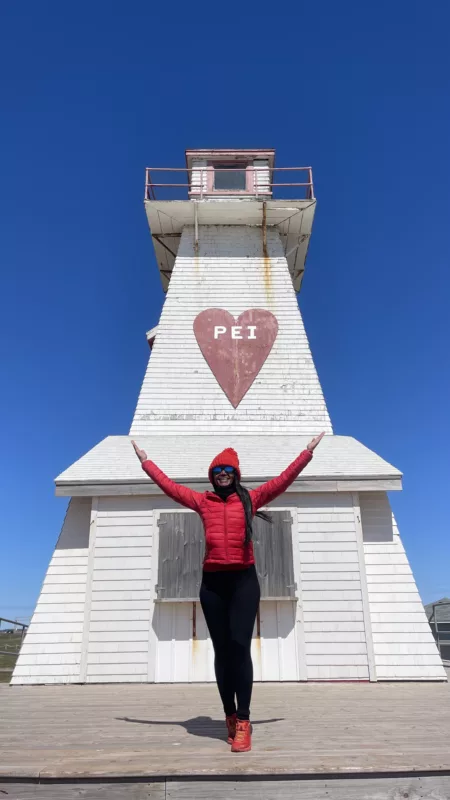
[253,511,296,598]
[156,509,295,600]
[156,513,205,600]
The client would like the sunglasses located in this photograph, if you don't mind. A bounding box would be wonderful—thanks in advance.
[212,466,235,475]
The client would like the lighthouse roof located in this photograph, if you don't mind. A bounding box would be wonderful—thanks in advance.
[55,435,402,496]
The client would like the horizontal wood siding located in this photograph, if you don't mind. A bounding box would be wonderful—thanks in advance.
[85,496,153,683]
[253,158,270,194]
[298,493,369,680]
[130,227,333,437]
[189,159,208,194]
[11,498,92,684]
[361,492,446,680]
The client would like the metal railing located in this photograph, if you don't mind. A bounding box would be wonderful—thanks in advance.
[145,166,314,201]
[0,616,28,657]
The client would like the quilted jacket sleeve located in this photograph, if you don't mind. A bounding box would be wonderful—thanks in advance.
[141,460,203,512]
[250,450,313,510]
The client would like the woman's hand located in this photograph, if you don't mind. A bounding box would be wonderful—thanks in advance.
[131,440,148,463]
[307,432,325,452]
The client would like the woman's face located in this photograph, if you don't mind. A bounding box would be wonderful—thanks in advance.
[212,466,235,488]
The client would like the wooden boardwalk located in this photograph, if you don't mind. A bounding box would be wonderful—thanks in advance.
[2,680,450,798]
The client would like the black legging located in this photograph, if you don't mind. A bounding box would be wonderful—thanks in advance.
[199,565,261,721]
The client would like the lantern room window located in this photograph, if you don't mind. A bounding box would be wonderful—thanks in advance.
[213,163,248,192]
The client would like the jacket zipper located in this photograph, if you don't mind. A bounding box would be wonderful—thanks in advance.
[223,502,229,561]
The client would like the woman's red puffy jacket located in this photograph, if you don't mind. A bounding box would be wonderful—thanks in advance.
[141,450,313,571]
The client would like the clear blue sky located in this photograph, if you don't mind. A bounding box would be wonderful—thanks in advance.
[1,1,449,621]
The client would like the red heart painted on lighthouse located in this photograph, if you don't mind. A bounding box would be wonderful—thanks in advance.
[193,308,279,408]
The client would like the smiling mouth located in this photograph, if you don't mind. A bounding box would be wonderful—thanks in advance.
[216,474,233,484]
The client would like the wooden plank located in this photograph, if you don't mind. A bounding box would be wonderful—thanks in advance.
[91,591,152,603]
[302,590,362,601]
[93,547,152,558]
[87,641,149,653]
[167,776,450,799]
[46,566,88,576]
[2,682,450,779]
[92,570,152,581]
[301,577,361,587]
[91,581,152,593]
[92,558,152,570]
[95,537,152,548]
[36,593,86,604]
[0,781,165,798]
[300,552,359,563]
[41,576,87,586]
[52,550,89,561]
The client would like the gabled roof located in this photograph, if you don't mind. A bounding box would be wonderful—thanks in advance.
[55,434,402,496]
[425,598,450,623]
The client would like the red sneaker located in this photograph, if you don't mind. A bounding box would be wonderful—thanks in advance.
[226,713,237,744]
[231,719,252,752]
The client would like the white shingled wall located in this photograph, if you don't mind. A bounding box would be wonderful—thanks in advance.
[17,219,443,685]
[11,498,91,684]
[361,492,446,680]
[16,491,445,684]
[130,225,332,437]
[298,493,371,680]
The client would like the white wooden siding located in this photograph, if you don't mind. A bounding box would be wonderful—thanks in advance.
[11,498,92,685]
[130,226,333,437]
[253,158,270,194]
[298,493,370,681]
[17,491,443,685]
[360,492,446,680]
[84,496,153,684]
[189,159,208,195]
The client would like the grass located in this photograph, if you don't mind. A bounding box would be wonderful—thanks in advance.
[0,633,23,683]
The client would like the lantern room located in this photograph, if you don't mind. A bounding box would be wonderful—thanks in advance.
[144,148,316,293]
[186,148,275,198]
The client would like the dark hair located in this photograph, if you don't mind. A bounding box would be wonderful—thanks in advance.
[234,478,272,544]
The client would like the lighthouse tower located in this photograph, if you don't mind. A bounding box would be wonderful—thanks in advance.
[12,149,446,684]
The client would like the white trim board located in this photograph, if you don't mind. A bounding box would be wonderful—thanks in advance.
[56,478,402,498]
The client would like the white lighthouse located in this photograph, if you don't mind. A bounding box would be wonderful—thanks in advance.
[12,149,446,684]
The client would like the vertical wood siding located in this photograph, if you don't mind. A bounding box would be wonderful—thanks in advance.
[11,498,91,684]
[361,492,446,680]
[156,512,204,600]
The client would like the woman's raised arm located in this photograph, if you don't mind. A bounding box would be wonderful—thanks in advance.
[132,440,203,512]
[250,432,325,510]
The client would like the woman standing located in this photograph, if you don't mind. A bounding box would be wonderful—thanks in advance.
[132,433,324,753]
